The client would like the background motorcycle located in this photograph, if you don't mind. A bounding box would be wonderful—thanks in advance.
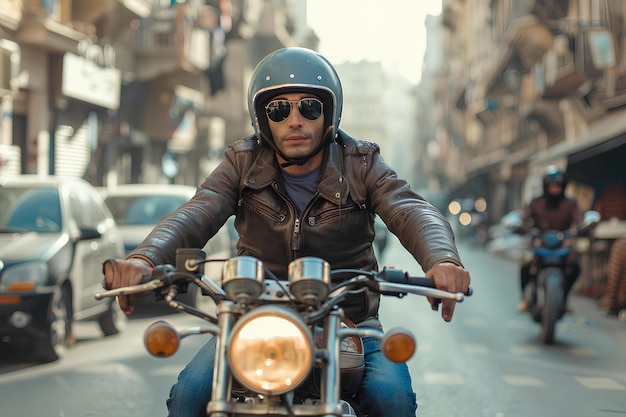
[503,210,600,344]
[96,251,471,416]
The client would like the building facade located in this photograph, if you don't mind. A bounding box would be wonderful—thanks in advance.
[0,0,305,187]
[426,0,626,227]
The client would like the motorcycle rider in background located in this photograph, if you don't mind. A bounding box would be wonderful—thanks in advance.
[517,166,582,312]
[102,47,471,417]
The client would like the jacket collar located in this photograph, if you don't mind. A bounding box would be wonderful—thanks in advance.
[244,140,350,205]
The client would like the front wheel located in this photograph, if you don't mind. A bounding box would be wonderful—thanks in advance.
[540,269,563,344]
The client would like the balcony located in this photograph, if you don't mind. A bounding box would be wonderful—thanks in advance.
[16,15,86,54]
[538,27,616,100]
[0,0,23,31]
[17,0,153,53]
[72,0,151,22]
[134,4,213,82]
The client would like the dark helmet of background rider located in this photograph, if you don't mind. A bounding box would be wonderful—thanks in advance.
[247,47,343,166]
[542,165,566,198]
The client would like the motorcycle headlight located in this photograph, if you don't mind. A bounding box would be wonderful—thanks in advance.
[227,306,313,396]
[541,231,564,248]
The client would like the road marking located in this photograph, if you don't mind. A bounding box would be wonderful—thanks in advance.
[423,372,465,385]
[463,343,490,354]
[569,347,598,357]
[503,375,546,387]
[575,377,626,390]
[152,365,183,377]
[463,317,488,327]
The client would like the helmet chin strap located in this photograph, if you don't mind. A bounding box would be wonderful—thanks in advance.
[262,126,334,168]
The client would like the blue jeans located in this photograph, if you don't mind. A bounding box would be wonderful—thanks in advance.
[167,336,418,417]
[354,337,417,416]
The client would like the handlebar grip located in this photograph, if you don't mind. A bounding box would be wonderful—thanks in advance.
[404,277,473,298]
[404,277,436,288]
[378,267,473,296]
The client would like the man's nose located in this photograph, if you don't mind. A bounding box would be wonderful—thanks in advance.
[286,106,304,125]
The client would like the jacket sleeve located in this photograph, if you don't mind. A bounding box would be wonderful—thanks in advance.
[127,143,246,267]
[360,142,463,272]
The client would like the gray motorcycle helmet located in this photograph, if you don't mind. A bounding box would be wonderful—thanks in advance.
[247,47,343,165]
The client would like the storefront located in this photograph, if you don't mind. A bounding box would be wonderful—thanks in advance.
[50,48,121,178]
[0,39,20,175]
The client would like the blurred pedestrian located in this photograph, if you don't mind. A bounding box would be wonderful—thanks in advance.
[600,238,626,317]
[592,176,626,304]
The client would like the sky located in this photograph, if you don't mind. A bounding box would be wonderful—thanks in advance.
[306,0,442,85]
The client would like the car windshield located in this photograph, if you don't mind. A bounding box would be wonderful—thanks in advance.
[105,195,188,225]
[0,187,62,232]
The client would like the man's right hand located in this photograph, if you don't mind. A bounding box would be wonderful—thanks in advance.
[101,258,153,316]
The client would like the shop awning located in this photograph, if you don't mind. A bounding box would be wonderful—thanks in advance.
[531,109,626,186]
[567,135,626,185]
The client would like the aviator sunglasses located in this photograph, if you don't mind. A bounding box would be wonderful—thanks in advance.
[265,98,323,123]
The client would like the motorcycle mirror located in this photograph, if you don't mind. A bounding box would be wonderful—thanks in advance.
[380,328,416,363]
[144,320,181,358]
[581,210,601,228]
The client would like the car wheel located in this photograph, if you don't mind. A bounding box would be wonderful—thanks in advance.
[98,299,128,336]
[36,286,72,362]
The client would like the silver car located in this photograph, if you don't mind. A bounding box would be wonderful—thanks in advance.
[0,175,127,362]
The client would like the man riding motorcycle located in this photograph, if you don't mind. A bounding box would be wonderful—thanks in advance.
[517,166,582,313]
[102,47,471,417]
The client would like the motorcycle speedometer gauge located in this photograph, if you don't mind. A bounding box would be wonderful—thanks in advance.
[227,305,313,396]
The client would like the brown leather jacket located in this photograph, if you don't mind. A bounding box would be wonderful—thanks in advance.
[128,130,462,323]
[522,195,582,232]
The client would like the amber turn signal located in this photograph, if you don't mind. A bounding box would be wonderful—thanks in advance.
[381,329,416,363]
[7,282,36,292]
[144,320,181,358]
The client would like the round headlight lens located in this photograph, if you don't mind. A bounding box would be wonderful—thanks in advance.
[228,306,313,395]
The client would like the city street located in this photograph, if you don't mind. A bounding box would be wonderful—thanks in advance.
[1,237,625,417]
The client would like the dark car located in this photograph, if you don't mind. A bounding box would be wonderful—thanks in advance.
[0,175,127,362]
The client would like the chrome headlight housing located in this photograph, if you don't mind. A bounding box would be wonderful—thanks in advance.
[222,256,264,304]
[287,257,330,306]
[227,305,313,396]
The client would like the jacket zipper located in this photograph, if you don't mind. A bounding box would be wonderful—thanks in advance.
[292,191,320,256]
[272,182,302,259]
[292,218,301,250]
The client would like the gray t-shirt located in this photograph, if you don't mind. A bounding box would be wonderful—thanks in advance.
[280,166,321,216]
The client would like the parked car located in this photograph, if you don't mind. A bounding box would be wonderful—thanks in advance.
[0,175,127,362]
[374,216,389,259]
[100,184,235,310]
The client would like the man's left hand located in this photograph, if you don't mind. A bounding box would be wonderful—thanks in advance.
[425,261,471,322]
